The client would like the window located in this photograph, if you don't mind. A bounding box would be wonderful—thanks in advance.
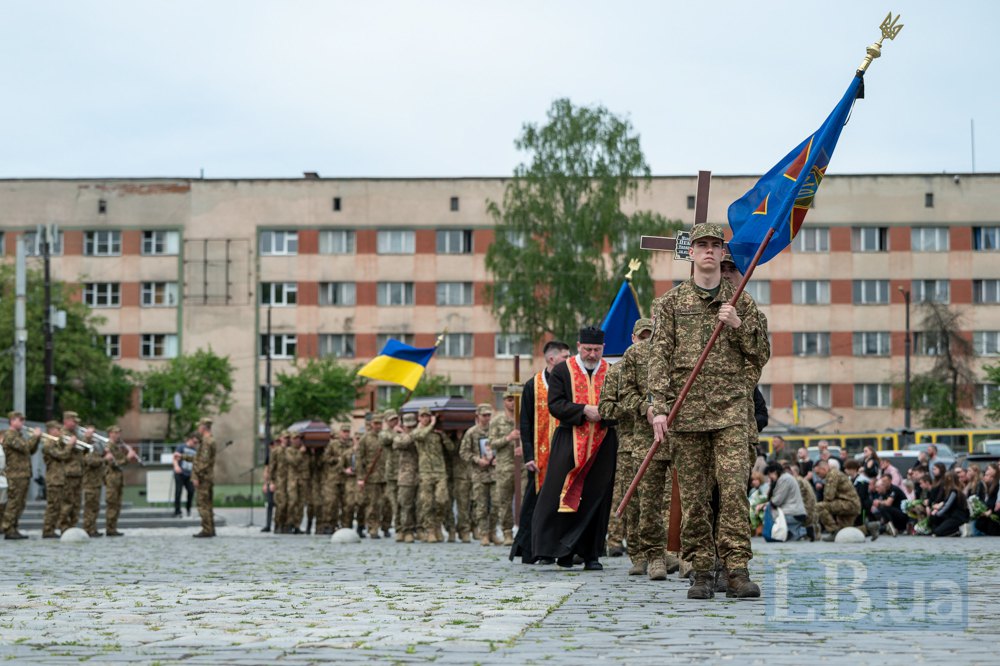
[976,384,999,410]
[98,199,107,214]
[744,281,771,305]
[496,333,533,358]
[505,230,526,248]
[447,385,473,400]
[925,192,934,208]
[141,334,178,359]
[141,282,179,307]
[792,227,829,253]
[376,333,414,349]
[332,197,342,212]
[259,282,297,306]
[852,227,889,252]
[911,227,949,252]
[376,230,414,254]
[259,385,277,409]
[912,279,950,304]
[0,231,4,255]
[758,384,772,408]
[450,196,459,212]
[852,279,890,305]
[83,230,121,256]
[974,331,1000,356]
[686,195,696,210]
[102,334,120,359]
[914,331,946,356]
[440,333,473,358]
[854,384,891,408]
[259,334,297,359]
[259,230,298,256]
[791,280,830,305]
[319,333,356,358]
[319,282,356,306]
[973,227,1000,251]
[319,230,355,254]
[142,230,180,255]
[377,385,407,406]
[852,332,890,357]
[436,282,473,306]
[22,230,63,256]
[793,332,830,357]
[140,389,166,413]
[436,229,473,254]
[973,279,1000,304]
[82,283,120,308]
[376,282,414,306]
[794,384,831,409]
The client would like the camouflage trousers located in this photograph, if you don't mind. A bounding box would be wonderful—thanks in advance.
[293,479,310,530]
[197,478,215,534]
[635,457,671,563]
[82,483,102,534]
[105,473,124,533]
[472,481,496,538]
[364,482,387,533]
[452,478,472,536]
[492,473,516,532]
[418,477,449,534]
[273,481,288,530]
[1,476,30,535]
[42,484,63,535]
[817,500,859,533]
[344,478,365,530]
[672,424,752,572]
[321,481,343,531]
[385,480,398,529]
[609,453,639,548]
[396,484,418,536]
[60,477,83,531]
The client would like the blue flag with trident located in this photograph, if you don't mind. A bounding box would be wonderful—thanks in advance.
[726,74,862,274]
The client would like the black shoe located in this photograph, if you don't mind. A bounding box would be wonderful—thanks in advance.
[688,571,715,600]
[261,526,271,533]
[583,560,603,571]
[87,531,104,538]
[292,527,302,535]
[106,531,124,537]
[4,532,28,540]
[556,555,575,568]
[383,529,391,538]
[572,554,585,565]
[536,557,556,565]
[42,532,58,539]
[192,531,215,538]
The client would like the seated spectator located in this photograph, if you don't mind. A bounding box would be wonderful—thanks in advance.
[752,443,768,477]
[871,475,909,536]
[928,471,970,537]
[844,459,873,528]
[765,462,808,540]
[769,436,796,465]
[879,457,903,488]
[815,459,870,541]
[788,464,818,540]
[796,447,813,482]
[973,463,1000,537]
[817,440,841,471]
[901,479,916,502]
[926,445,941,477]
[748,470,769,533]
[964,464,985,501]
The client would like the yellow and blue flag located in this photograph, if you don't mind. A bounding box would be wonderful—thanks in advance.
[727,74,863,274]
[600,280,642,356]
[357,338,437,391]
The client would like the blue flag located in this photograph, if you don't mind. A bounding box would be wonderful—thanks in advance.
[600,280,642,356]
[727,74,862,274]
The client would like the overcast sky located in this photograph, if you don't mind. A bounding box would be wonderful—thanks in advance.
[1,1,996,179]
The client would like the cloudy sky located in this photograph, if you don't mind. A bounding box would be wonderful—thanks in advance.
[1,1,996,179]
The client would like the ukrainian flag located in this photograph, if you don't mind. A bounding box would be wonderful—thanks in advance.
[600,279,642,356]
[357,339,437,391]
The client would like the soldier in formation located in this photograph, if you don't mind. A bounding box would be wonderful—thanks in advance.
[192,417,217,538]
[461,404,498,546]
[412,407,452,543]
[81,424,105,537]
[380,410,400,537]
[1,411,40,540]
[488,393,520,547]
[102,425,139,537]
[393,412,420,542]
[60,411,85,532]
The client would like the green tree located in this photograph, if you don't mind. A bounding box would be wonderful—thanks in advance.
[983,362,1000,423]
[271,358,367,427]
[379,373,454,411]
[902,302,975,428]
[485,98,681,345]
[140,348,235,440]
[0,265,133,425]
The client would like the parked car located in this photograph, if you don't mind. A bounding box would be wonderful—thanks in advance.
[804,446,842,464]
[977,440,1000,455]
[904,443,956,470]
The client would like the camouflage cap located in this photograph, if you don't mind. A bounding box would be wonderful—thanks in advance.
[7,410,24,421]
[106,425,121,434]
[502,391,517,399]
[370,413,383,424]
[401,412,418,426]
[721,253,736,266]
[45,420,61,430]
[689,223,725,242]
[339,423,352,432]
[198,417,213,427]
[476,403,494,415]
[383,409,399,421]
[632,318,654,335]
[63,411,79,422]
[417,406,432,416]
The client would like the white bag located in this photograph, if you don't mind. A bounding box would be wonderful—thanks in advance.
[764,504,788,542]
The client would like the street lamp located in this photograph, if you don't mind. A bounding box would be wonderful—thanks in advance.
[898,286,912,433]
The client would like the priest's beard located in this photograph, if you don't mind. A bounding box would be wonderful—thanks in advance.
[582,359,598,371]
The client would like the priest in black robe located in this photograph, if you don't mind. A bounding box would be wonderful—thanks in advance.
[531,327,618,571]
[509,340,571,564]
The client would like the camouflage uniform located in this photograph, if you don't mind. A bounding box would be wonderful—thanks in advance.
[359,423,387,537]
[393,421,419,540]
[341,436,365,531]
[103,435,130,535]
[796,475,818,537]
[41,428,72,536]
[460,419,495,542]
[413,419,451,541]
[816,468,861,533]
[380,414,399,532]
[81,436,106,536]
[270,443,288,532]
[193,426,217,535]
[1,418,40,537]
[285,443,309,531]
[596,359,633,553]
[60,428,85,532]
[306,448,324,533]
[488,411,518,542]
[648,274,770,573]
[448,428,472,541]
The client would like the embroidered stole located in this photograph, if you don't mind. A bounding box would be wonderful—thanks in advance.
[533,371,558,493]
[557,356,608,513]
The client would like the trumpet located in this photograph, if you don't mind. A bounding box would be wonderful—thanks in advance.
[39,431,92,452]
[77,427,106,455]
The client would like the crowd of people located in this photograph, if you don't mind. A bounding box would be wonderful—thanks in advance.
[749,437,1000,540]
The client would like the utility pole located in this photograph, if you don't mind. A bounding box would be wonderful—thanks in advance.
[264,306,273,460]
[13,236,27,413]
[42,225,56,421]
[899,286,912,436]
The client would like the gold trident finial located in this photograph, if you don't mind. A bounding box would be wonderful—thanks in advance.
[624,258,642,282]
[433,329,448,347]
[858,12,903,73]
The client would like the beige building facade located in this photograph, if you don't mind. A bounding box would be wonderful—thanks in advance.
[1,174,999,481]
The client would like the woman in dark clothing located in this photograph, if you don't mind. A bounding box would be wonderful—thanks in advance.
[974,463,1000,537]
[861,446,880,482]
[929,471,969,537]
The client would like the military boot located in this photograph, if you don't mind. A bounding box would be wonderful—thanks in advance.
[714,565,729,594]
[490,529,503,546]
[664,551,681,575]
[480,535,491,547]
[628,559,648,576]
[726,568,761,598]
[608,543,626,557]
[647,557,668,581]
[462,531,473,543]
[395,531,406,542]
[502,530,514,546]
[403,533,414,543]
[426,530,439,543]
[448,531,457,543]
[687,570,715,599]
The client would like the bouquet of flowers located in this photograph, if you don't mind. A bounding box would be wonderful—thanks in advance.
[968,495,1000,523]
[913,517,932,535]
[902,498,927,522]
[749,488,769,531]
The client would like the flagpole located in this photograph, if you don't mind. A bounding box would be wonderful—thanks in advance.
[616,228,775,517]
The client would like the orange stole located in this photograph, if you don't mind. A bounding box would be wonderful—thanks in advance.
[533,372,558,493]
[557,356,608,513]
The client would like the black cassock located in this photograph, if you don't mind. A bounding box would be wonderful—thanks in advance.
[530,359,618,563]
[509,370,546,563]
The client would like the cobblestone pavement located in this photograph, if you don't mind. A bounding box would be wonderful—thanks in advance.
[1,516,997,664]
